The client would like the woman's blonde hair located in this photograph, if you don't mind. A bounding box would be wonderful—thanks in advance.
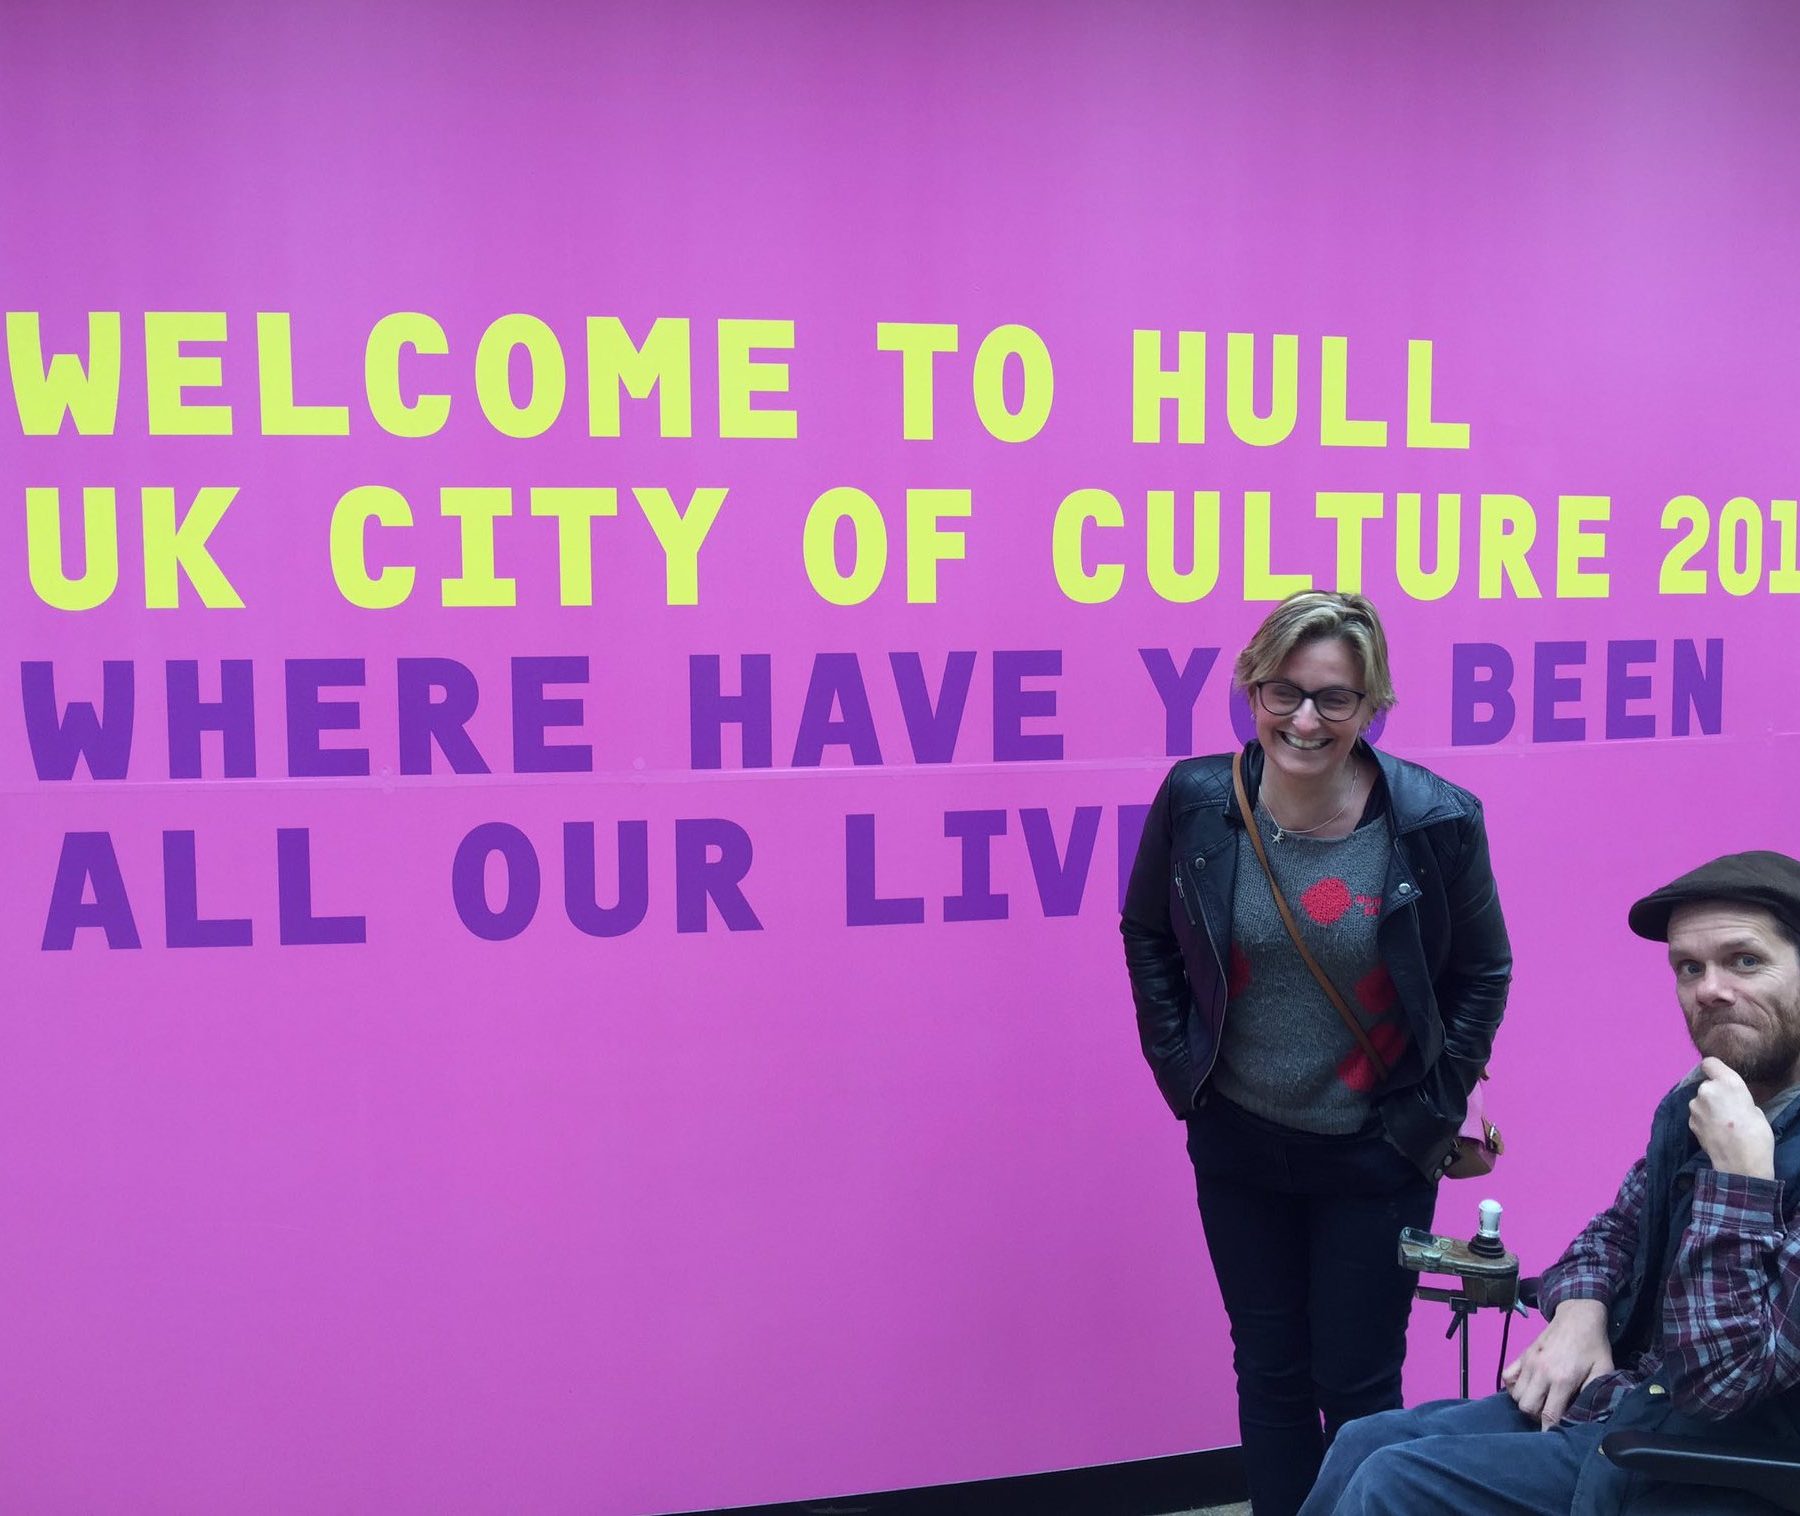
[1231,590,1397,711]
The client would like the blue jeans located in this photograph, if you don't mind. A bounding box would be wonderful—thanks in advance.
[1186,1094,1438,1516]
[1298,1392,1783,1514]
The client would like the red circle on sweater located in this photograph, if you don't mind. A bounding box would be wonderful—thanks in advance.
[1301,876,1352,925]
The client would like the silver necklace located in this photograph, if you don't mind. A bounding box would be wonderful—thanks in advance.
[1262,765,1362,843]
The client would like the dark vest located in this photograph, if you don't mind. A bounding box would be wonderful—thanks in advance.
[1605,1078,1800,1442]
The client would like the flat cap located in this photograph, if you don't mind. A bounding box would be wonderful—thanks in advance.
[1628,850,1800,942]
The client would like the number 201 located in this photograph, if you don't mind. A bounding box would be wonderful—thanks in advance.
[1659,495,1800,595]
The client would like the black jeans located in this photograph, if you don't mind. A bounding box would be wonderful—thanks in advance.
[1187,1093,1439,1516]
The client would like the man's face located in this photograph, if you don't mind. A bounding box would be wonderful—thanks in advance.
[1668,901,1800,1095]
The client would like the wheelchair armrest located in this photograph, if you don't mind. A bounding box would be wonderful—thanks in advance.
[1601,1429,1800,1513]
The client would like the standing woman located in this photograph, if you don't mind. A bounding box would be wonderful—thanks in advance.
[1121,591,1511,1516]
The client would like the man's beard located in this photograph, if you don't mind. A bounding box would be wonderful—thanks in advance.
[1694,995,1800,1089]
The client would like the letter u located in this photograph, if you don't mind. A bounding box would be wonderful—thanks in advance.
[26,486,119,609]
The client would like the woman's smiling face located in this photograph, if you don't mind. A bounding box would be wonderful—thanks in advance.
[1253,635,1372,788]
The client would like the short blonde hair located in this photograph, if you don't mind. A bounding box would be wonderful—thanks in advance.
[1232,590,1397,711]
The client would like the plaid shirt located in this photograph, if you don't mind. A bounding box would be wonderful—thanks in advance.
[1537,1151,1800,1422]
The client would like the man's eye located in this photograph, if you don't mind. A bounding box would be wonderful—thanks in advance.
[1735,953,1762,969]
[1677,962,1701,976]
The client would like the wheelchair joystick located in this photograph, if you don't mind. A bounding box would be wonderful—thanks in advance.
[1468,1198,1505,1259]
[1400,1198,1520,1398]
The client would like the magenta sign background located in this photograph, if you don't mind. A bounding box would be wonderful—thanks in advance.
[4,4,1799,1512]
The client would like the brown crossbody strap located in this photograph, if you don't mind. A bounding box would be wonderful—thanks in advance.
[1231,750,1391,1085]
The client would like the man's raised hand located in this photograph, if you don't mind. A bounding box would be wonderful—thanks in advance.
[1689,1057,1776,1180]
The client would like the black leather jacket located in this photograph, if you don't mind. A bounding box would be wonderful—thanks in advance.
[1120,742,1512,1179]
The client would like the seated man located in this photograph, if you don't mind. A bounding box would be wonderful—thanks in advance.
[1300,850,1800,1516]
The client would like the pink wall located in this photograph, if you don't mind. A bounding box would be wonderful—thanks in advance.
[4,3,1798,1511]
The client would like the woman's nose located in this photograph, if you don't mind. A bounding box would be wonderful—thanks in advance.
[1289,698,1325,733]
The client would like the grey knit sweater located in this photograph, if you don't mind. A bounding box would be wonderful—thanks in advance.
[1211,805,1405,1134]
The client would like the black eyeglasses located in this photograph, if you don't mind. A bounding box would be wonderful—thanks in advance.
[1254,680,1366,722]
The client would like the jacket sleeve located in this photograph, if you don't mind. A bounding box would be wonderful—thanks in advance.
[1662,1171,1800,1419]
[1383,799,1513,1170]
[1120,768,1197,1118]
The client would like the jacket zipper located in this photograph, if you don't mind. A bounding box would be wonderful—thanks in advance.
[1173,865,1199,928]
